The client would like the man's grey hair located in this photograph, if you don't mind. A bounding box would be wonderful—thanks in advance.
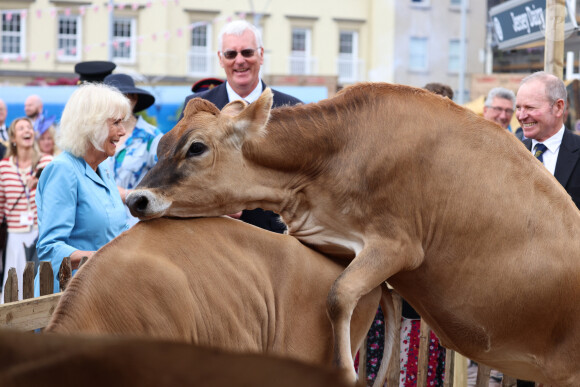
[520,71,567,106]
[485,87,516,109]
[218,20,263,52]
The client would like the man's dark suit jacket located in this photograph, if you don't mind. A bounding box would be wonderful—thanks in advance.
[524,129,580,210]
[179,82,302,234]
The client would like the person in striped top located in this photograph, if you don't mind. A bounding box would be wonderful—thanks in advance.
[0,117,52,302]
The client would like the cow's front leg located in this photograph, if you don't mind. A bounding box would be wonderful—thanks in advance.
[326,239,423,384]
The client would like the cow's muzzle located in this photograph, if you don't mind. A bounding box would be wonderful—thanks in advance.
[126,189,171,220]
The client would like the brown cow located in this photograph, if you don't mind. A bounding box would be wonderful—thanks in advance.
[45,216,387,384]
[0,329,352,387]
[126,83,580,386]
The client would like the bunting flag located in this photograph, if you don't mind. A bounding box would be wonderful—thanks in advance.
[0,1,245,64]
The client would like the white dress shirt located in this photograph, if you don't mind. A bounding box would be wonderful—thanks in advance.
[225,80,263,104]
[531,125,565,176]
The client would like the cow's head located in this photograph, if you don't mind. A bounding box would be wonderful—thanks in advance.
[126,88,275,220]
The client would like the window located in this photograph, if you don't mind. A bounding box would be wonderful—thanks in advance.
[337,30,362,83]
[448,39,461,73]
[112,17,135,62]
[188,23,213,76]
[411,0,430,5]
[1,10,26,58]
[290,27,314,75]
[58,15,82,61]
[409,37,428,72]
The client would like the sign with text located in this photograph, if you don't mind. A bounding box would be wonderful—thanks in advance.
[490,0,577,50]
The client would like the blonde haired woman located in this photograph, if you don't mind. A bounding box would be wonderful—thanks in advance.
[0,117,52,302]
[34,83,130,295]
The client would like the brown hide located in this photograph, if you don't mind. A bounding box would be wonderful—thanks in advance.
[127,83,580,385]
[45,217,380,370]
[0,330,353,387]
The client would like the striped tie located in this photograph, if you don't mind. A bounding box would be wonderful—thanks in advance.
[534,143,548,163]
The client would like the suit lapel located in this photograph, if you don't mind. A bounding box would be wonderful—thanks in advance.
[554,130,580,187]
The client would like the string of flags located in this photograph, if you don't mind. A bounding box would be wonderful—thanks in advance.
[1,0,245,63]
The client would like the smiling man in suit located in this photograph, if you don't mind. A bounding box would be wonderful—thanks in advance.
[179,20,302,233]
[516,71,580,211]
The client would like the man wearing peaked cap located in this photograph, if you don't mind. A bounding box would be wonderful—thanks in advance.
[191,77,223,93]
[74,61,116,84]
[103,73,163,228]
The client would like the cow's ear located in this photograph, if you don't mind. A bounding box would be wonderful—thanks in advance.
[234,88,273,139]
[184,97,220,118]
[222,100,246,117]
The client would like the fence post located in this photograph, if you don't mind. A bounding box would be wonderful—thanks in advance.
[3,268,17,303]
[416,318,431,386]
[39,261,53,296]
[502,375,517,386]
[58,257,72,292]
[386,291,402,387]
[476,363,491,387]
[22,262,34,300]
[443,348,455,387]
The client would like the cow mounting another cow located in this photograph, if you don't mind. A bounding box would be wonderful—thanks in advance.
[126,83,580,386]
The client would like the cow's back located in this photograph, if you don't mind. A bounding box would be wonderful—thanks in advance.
[46,217,379,367]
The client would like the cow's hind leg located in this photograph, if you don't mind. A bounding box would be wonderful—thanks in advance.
[327,240,422,384]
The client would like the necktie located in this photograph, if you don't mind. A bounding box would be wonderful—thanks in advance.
[534,143,548,163]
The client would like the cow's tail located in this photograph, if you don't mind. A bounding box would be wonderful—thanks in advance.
[371,283,399,387]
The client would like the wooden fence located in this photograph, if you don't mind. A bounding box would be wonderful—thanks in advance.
[0,260,524,387]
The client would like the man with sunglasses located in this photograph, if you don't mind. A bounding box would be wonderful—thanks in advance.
[179,20,302,233]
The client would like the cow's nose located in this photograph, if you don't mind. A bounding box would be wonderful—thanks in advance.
[126,193,150,216]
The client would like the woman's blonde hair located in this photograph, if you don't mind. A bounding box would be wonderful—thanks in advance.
[7,117,41,166]
[57,83,131,157]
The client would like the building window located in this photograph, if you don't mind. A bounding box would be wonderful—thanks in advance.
[409,37,428,72]
[188,23,213,76]
[337,30,362,84]
[58,15,81,61]
[289,27,314,75]
[113,17,135,62]
[448,39,461,73]
[1,11,25,57]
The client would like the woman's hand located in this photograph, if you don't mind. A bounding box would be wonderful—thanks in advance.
[70,250,95,270]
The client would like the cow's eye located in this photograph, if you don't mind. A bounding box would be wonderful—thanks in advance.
[187,142,207,157]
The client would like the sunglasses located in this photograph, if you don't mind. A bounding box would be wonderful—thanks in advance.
[221,48,259,60]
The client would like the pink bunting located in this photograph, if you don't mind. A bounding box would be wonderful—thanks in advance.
[65,8,71,16]
[93,5,100,13]
[50,8,57,18]
[79,6,86,16]
[164,31,171,40]
[45,51,51,59]
[132,3,139,11]
[176,28,183,37]
[36,9,42,18]
[107,4,114,12]
[117,3,125,10]
[20,10,27,20]
[5,12,12,22]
